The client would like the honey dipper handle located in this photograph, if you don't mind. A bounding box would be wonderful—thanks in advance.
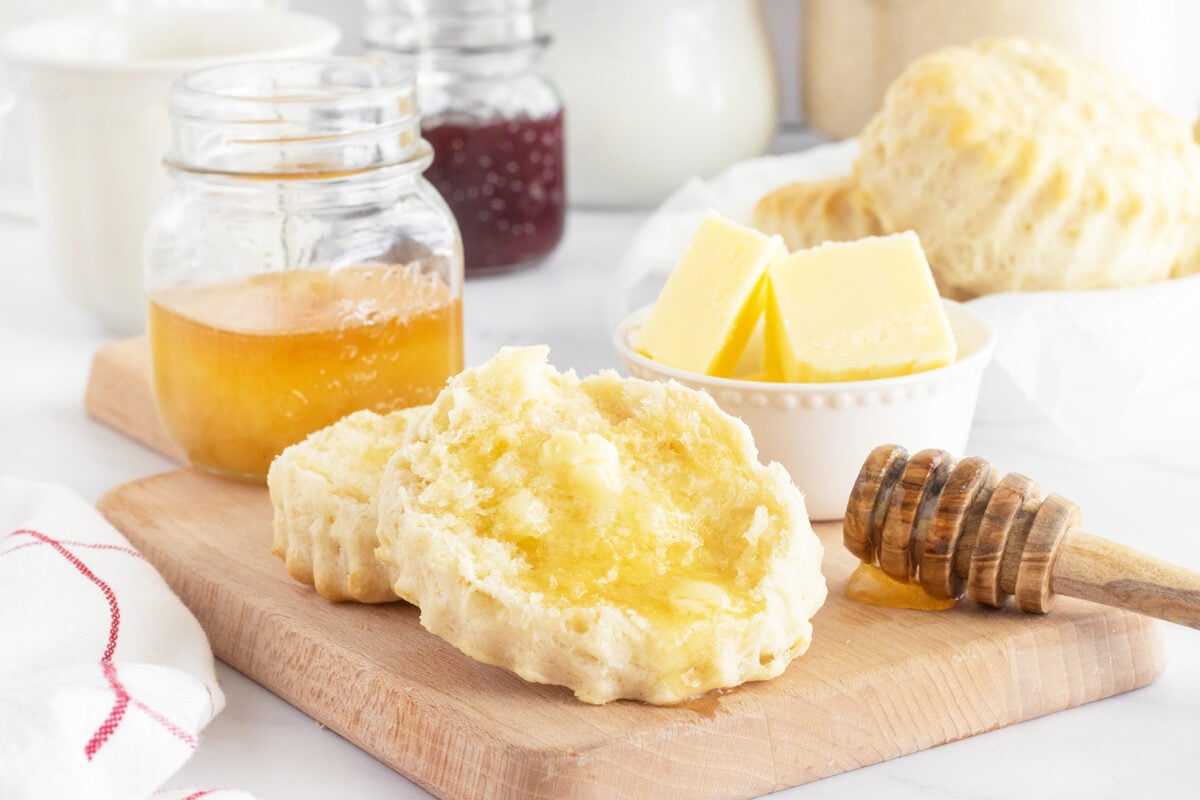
[1052,531,1200,630]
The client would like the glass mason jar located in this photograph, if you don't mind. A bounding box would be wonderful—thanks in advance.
[144,57,464,481]
[364,0,566,276]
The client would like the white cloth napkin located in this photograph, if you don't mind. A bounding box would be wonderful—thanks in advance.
[0,476,246,800]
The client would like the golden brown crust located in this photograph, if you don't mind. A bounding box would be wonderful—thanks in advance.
[752,174,884,252]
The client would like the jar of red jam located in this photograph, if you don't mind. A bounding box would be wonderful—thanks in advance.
[365,0,565,276]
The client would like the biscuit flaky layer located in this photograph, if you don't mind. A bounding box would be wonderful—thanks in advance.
[268,406,427,603]
[848,38,1200,297]
[376,346,827,705]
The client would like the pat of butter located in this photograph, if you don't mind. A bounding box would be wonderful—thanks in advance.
[540,429,623,496]
[636,212,787,377]
[764,232,955,382]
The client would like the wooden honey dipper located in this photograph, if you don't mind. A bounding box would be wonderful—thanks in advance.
[844,444,1200,629]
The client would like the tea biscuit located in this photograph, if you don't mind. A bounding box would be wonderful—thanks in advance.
[752,174,884,251]
[855,38,1200,297]
[269,406,427,603]
[376,346,826,704]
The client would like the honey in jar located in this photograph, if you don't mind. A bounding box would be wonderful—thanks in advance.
[144,58,464,481]
[148,265,462,480]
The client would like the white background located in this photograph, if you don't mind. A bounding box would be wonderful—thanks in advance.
[2,3,1199,800]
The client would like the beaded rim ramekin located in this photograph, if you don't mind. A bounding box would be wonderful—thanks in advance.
[612,300,997,520]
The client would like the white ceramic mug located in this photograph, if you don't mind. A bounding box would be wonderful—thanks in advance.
[0,10,340,334]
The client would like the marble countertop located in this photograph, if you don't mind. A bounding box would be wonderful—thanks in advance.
[2,183,1198,799]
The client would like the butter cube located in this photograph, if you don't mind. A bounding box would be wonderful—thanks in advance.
[732,321,762,377]
[764,232,955,382]
[636,212,787,377]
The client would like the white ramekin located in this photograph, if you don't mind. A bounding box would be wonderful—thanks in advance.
[613,300,997,521]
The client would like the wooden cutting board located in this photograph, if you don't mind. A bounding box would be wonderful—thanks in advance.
[87,339,1165,800]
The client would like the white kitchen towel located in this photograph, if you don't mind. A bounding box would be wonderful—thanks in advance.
[0,476,230,800]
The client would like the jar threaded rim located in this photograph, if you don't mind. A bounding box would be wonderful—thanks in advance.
[167,56,430,177]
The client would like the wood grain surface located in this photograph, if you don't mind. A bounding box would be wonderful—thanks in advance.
[85,336,185,463]
[88,338,1167,800]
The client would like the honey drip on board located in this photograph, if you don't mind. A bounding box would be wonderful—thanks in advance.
[845,562,957,611]
[147,264,462,481]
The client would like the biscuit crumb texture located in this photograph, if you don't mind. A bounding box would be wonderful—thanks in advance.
[856,38,1200,298]
[376,346,826,704]
[269,406,426,603]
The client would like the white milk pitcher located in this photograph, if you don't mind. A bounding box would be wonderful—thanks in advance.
[543,0,779,207]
